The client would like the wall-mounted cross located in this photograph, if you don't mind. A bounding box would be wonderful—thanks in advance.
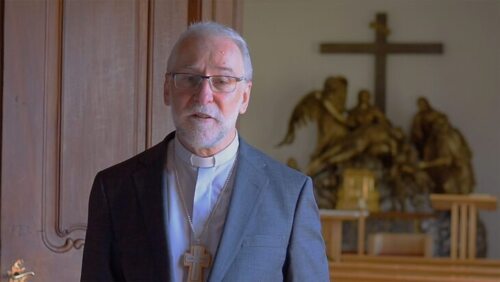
[320,13,444,112]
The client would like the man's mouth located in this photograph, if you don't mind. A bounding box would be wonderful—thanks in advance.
[192,112,213,119]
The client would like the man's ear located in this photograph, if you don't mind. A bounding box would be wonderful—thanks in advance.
[164,74,171,106]
[239,81,252,114]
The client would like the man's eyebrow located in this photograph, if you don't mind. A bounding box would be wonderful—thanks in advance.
[178,66,235,73]
[211,66,237,74]
[215,66,234,71]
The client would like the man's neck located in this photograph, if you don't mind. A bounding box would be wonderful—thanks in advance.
[177,130,237,158]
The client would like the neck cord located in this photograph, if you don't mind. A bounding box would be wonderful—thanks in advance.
[172,149,238,244]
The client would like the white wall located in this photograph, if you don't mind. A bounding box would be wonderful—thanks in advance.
[240,0,500,258]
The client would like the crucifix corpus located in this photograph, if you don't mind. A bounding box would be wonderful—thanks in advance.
[320,12,444,112]
[184,245,211,282]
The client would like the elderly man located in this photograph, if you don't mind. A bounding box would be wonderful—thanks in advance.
[81,22,329,282]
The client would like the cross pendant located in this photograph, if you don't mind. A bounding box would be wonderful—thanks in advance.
[184,245,211,282]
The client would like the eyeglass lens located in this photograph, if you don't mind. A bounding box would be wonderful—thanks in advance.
[173,73,241,93]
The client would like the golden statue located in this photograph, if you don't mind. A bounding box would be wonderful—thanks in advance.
[307,124,404,176]
[346,90,391,129]
[411,97,447,155]
[286,157,300,171]
[277,75,469,212]
[411,97,475,194]
[307,91,401,176]
[277,76,349,159]
[337,169,379,212]
[389,139,434,211]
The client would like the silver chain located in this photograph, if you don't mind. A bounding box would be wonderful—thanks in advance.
[172,148,238,244]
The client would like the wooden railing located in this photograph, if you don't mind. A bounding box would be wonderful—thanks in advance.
[319,209,368,262]
[430,194,497,260]
[331,255,500,281]
[321,194,499,281]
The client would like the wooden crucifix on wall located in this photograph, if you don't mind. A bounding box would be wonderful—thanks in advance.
[320,13,444,112]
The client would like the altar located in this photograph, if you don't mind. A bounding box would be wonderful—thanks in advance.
[321,194,500,281]
[277,15,488,258]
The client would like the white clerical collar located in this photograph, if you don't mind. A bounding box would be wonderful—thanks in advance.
[174,134,239,168]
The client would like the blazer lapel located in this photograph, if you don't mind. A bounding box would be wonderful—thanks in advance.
[133,133,174,281]
[209,140,269,281]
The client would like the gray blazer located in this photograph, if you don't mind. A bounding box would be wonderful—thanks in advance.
[81,132,330,281]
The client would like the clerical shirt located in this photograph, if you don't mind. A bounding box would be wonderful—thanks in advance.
[164,134,239,282]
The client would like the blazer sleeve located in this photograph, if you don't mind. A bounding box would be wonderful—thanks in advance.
[285,177,330,282]
[81,172,120,281]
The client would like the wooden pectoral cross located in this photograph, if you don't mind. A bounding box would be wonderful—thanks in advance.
[184,245,211,282]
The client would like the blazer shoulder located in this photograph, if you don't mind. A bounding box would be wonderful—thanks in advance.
[96,138,167,181]
[239,139,310,185]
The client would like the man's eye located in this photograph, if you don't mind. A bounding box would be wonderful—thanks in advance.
[184,75,200,85]
[212,76,232,86]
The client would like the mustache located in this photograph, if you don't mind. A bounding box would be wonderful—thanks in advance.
[187,104,222,120]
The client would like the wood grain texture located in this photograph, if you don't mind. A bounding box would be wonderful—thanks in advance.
[1,0,240,279]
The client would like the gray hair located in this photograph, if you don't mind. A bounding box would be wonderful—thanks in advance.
[167,22,253,81]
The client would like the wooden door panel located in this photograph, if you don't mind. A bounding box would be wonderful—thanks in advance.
[150,0,186,145]
[201,0,243,31]
[59,0,148,231]
[1,0,239,280]
[2,0,154,280]
[3,0,51,273]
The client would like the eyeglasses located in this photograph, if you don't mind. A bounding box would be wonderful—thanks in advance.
[168,73,246,93]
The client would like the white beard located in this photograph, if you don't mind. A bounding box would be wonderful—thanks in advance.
[172,103,239,152]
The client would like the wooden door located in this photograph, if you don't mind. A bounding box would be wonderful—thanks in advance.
[1,0,241,280]
[2,1,179,280]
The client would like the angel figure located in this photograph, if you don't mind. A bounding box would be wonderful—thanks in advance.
[277,76,349,160]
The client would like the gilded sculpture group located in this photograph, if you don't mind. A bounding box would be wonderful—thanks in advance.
[279,76,475,210]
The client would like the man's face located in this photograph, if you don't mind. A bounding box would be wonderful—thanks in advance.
[164,35,251,156]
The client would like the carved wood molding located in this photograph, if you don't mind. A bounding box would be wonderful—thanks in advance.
[188,0,243,31]
[201,0,243,32]
[188,0,202,24]
[40,0,79,253]
[40,0,83,253]
[40,0,151,253]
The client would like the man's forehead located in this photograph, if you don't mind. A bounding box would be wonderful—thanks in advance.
[179,34,238,52]
[180,65,236,74]
[173,35,244,71]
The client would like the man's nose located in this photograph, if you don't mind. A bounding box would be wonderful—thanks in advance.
[194,79,214,104]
